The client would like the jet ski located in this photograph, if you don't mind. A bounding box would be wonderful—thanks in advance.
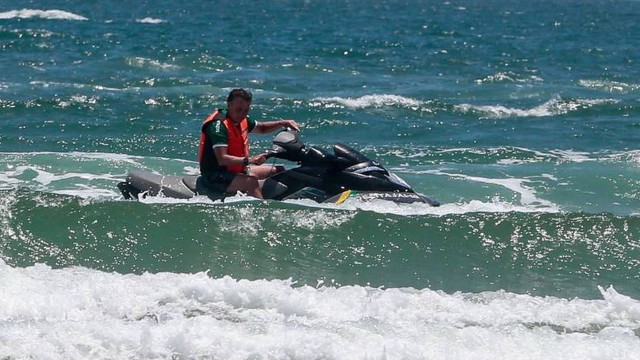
[118,129,440,206]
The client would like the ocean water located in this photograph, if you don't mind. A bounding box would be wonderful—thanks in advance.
[2,0,640,358]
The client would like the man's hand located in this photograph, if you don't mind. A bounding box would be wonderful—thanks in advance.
[254,120,301,134]
[249,153,269,165]
[280,120,301,131]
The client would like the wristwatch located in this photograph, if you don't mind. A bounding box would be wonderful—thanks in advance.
[242,157,249,166]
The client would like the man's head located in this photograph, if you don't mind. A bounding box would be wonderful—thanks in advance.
[227,88,252,123]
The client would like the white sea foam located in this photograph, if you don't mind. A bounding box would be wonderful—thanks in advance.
[431,147,640,165]
[0,170,23,190]
[126,57,180,70]
[0,151,151,166]
[0,9,88,21]
[626,151,640,165]
[137,192,252,205]
[456,99,553,118]
[0,152,150,197]
[456,97,618,118]
[579,79,640,93]
[475,71,544,84]
[547,149,596,163]
[0,260,639,359]
[57,95,99,108]
[340,196,559,216]
[137,195,350,231]
[313,94,423,109]
[1,166,120,187]
[30,80,129,92]
[424,169,560,211]
[114,192,560,217]
[282,189,559,216]
[136,17,167,24]
[53,187,122,200]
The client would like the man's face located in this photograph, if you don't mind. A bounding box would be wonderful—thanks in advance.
[227,97,251,123]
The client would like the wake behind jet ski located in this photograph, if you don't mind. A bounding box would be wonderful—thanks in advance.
[118,129,440,206]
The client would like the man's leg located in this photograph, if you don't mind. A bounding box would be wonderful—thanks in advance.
[248,165,285,180]
[227,174,263,199]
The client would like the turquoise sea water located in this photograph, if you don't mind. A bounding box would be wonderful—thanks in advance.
[2,1,640,358]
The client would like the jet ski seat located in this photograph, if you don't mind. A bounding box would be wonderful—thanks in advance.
[182,176,200,193]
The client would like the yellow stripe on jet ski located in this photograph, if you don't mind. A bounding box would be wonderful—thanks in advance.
[334,190,352,205]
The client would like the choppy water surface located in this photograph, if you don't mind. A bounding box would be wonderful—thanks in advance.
[1,1,640,358]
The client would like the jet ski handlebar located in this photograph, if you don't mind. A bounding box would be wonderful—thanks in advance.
[265,129,307,162]
[264,129,374,167]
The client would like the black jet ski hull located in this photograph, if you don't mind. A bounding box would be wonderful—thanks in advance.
[118,170,439,206]
[118,129,440,206]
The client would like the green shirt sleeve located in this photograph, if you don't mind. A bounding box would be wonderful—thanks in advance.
[247,117,257,132]
[205,120,228,148]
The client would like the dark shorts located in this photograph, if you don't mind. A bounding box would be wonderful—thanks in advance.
[202,171,237,193]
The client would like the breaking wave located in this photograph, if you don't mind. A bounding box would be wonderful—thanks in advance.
[0,9,88,21]
[136,17,167,24]
[579,79,640,94]
[456,96,618,118]
[312,94,423,109]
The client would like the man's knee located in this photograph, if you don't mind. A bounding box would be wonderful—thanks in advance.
[229,174,259,192]
[244,175,260,189]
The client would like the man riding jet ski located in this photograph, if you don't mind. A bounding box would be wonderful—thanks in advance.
[118,129,439,206]
[197,89,301,199]
[119,88,438,206]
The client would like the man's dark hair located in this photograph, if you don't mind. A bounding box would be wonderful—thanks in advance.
[227,88,252,103]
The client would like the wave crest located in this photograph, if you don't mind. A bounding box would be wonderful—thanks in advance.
[0,9,88,21]
[475,71,544,84]
[456,97,618,118]
[313,94,424,109]
[136,17,167,24]
[580,80,640,94]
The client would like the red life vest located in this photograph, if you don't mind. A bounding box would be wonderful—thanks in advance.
[199,110,250,174]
